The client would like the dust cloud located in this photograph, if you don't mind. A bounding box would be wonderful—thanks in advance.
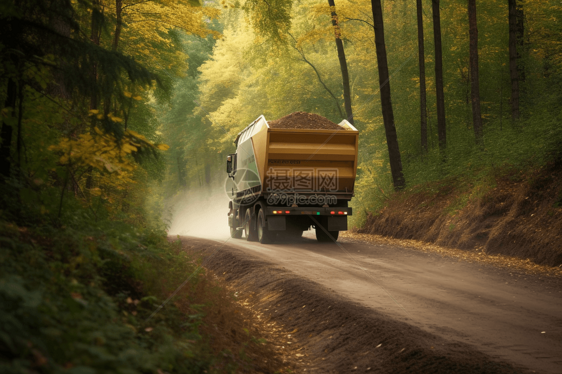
[166,185,231,240]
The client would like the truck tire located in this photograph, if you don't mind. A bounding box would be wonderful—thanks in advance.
[257,209,275,244]
[230,227,242,239]
[244,209,258,241]
[316,228,339,242]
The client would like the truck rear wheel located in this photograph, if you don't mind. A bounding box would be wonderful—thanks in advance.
[257,209,275,244]
[316,228,339,242]
[244,209,258,241]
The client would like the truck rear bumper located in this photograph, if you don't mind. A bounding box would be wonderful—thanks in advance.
[265,207,352,231]
[265,206,352,216]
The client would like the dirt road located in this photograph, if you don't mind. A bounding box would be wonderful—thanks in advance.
[181,232,562,373]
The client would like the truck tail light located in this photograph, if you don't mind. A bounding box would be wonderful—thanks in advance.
[285,211,290,214]
[330,211,335,214]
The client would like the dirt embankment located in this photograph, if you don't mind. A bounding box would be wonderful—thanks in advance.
[359,162,562,267]
[183,237,525,374]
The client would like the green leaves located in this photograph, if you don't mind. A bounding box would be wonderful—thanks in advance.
[243,0,293,44]
[0,218,210,374]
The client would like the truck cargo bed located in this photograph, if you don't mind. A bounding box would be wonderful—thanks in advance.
[232,115,359,201]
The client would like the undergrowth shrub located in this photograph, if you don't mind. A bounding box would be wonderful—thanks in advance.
[0,171,286,373]
[0,183,216,373]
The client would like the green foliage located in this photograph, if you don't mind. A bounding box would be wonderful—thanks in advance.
[0,211,212,373]
[243,0,293,44]
[157,26,225,196]
[0,2,232,368]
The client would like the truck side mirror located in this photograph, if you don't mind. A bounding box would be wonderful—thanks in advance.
[226,155,233,174]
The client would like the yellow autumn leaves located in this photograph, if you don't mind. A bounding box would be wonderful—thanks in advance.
[49,128,169,185]
[88,110,126,122]
[123,91,143,101]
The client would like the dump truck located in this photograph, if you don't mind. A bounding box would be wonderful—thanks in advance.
[226,112,359,243]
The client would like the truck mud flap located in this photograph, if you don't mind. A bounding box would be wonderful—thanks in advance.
[268,215,286,231]
[328,216,347,231]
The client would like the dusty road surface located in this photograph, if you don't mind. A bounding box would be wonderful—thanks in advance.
[178,232,562,373]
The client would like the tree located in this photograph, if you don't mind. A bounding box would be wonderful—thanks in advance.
[370,0,405,190]
[468,0,483,144]
[416,0,428,154]
[288,33,345,119]
[243,0,293,44]
[508,0,520,121]
[89,0,101,131]
[432,0,446,151]
[327,0,354,124]
[0,80,16,179]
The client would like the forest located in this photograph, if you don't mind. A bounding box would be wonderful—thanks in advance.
[1,0,562,372]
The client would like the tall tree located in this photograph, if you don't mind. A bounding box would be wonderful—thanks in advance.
[102,0,123,119]
[432,0,446,151]
[370,0,405,190]
[417,0,428,154]
[112,0,123,51]
[515,3,525,83]
[328,0,354,124]
[0,0,22,180]
[0,79,16,179]
[468,0,483,143]
[288,32,345,119]
[89,0,102,131]
[508,0,520,121]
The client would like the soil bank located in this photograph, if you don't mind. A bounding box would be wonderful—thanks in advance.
[358,163,562,267]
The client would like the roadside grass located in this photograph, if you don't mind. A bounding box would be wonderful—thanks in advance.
[0,219,212,373]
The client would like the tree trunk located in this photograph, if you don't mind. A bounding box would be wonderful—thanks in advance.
[417,0,428,154]
[508,0,520,121]
[177,152,186,188]
[432,0,446,151]
[48,1,72,100]
[468,0,483,144]
[89,0,101,128]
[370,0,405,190]
[87,0,102,190]
[112,0,123,52]
[103,0,123,117]
[328,0,354,124]
[0,79,17,179]
[516,4,525,83]
[16,83,23,171]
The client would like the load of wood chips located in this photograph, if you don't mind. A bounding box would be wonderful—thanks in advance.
[268,111,343,130]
